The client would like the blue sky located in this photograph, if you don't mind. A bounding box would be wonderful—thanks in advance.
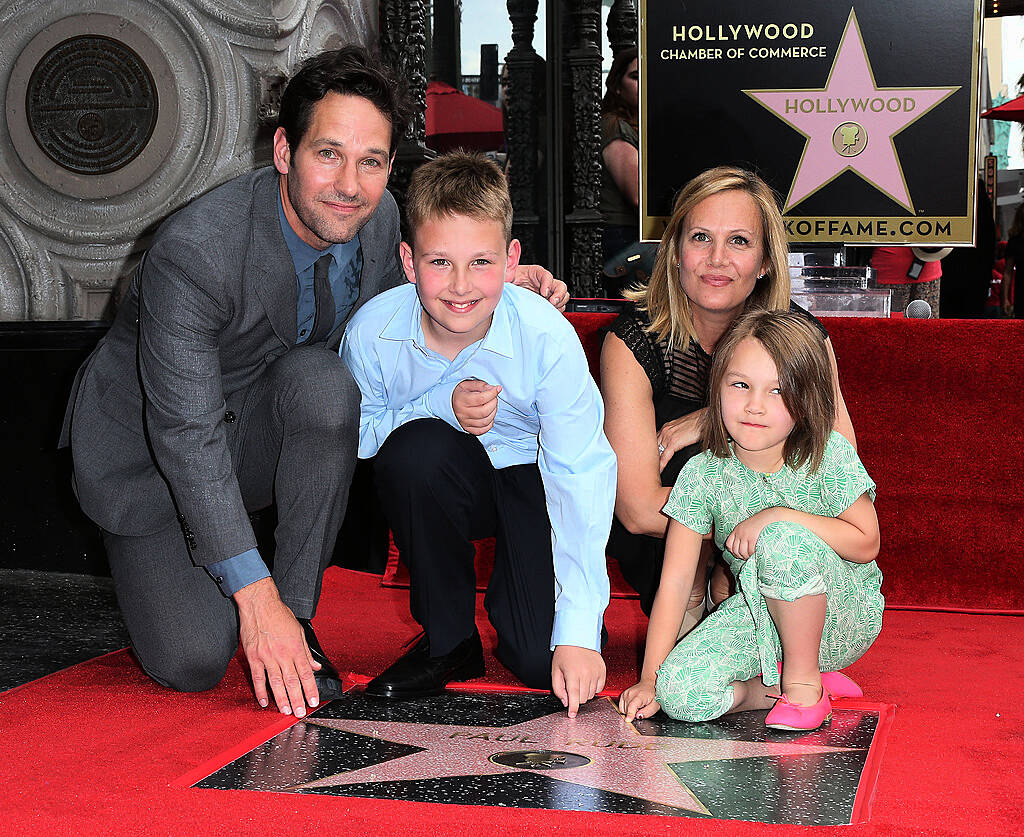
[459,0,547,74]
[459,1,613,74]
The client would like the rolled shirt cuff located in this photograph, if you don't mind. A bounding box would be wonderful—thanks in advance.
[550,607,605,652]
[206,549,271,597]
[427,380,461,430]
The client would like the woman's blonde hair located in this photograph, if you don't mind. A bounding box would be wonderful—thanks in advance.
[703,310,835,473]
[625,166,791,351]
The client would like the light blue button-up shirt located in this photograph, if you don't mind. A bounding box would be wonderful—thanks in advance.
[340,283,616,652]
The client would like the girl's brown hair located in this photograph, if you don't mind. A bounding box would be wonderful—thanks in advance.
[703,310,835,472]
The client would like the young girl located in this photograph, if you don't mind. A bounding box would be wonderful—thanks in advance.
[618,310,882,731]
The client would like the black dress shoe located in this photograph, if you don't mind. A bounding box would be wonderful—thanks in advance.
[365,631,485,699]
[298,619,344,701]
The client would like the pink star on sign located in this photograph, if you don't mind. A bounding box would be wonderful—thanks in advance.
[744,9,959,212]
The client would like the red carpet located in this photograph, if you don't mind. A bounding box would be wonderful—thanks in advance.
[1,567,1022,835]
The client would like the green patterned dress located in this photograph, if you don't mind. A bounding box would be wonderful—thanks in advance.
[656,431,883,721]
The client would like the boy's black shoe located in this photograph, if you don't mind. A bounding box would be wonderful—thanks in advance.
[298,618,345,701]
[365,630,485,699]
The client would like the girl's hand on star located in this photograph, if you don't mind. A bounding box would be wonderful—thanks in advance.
[618,677,660,723]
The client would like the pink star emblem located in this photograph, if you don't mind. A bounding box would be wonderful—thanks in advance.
[744,9,959,212]
[290,698,857,814]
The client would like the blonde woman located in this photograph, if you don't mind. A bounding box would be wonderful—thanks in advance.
[600,166,856,631]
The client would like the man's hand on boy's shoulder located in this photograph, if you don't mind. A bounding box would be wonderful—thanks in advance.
[453,379,502,435]
[551,645,606,718]
[508,264,569,312]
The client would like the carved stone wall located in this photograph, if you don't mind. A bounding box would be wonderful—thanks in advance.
[0,0,376,321]
[606,0,637,57]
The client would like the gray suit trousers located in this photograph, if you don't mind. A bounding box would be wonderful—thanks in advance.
[104,346,360,692]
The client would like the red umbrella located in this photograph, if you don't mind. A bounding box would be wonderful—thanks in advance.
[425,80,504,152]
[981,94,1024,122]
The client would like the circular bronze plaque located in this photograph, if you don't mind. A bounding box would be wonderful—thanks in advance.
[831,121,868,158]
[489,750,591,770]
[26,35,157,174]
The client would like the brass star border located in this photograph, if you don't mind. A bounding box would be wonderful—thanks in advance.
[183,689,892,824]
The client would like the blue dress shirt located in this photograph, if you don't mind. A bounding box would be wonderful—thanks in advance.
[340,283,616,652]
[206,195,363,597]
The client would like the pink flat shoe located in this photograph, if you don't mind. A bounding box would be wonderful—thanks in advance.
[765,689,832,731]
[774,663,863,699]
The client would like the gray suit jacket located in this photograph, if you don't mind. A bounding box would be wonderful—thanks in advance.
[61,166,404,563]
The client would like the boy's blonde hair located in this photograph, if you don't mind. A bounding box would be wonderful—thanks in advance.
[405,150,513,245]
[624,166,791,351]
[703,310,835,472]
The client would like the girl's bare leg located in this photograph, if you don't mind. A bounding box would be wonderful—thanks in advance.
[678,540,713,638]
[709,558,735,606]
[766,593,827,706]
[726,676,775,714]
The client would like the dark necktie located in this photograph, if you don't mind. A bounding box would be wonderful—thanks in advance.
[308,253,335,345]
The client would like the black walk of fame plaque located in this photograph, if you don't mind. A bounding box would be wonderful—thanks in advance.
[191,690,889,825]
[26,35,157,174]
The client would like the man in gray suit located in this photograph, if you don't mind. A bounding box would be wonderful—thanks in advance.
[61,47,566,721]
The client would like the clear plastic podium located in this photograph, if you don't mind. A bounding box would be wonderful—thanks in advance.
[788,255,891,318]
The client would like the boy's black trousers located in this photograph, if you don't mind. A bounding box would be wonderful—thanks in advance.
[373,418,555,689]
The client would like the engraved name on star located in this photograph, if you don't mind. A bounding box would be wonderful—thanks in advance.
[744,9,959,212]
[290,697,857,814]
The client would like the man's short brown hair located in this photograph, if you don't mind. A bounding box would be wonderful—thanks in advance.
[279,46,410,155]
[405,150,513,245]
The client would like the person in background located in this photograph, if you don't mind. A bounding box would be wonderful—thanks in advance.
[1002,203,1024,318]
[939,181,995,318]
[600,47,640,269]
[870,246,946,318]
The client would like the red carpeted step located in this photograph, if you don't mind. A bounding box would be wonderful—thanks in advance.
[381,532,637,598]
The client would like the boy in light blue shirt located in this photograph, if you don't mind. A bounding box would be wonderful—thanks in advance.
[341,151,615,716]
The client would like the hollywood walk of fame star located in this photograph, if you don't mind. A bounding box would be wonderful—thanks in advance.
[744,9,959,212]
[289,697,860,814]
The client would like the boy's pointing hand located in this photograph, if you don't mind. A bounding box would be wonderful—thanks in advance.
[453,379,502,435]
[552,645,606,718]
